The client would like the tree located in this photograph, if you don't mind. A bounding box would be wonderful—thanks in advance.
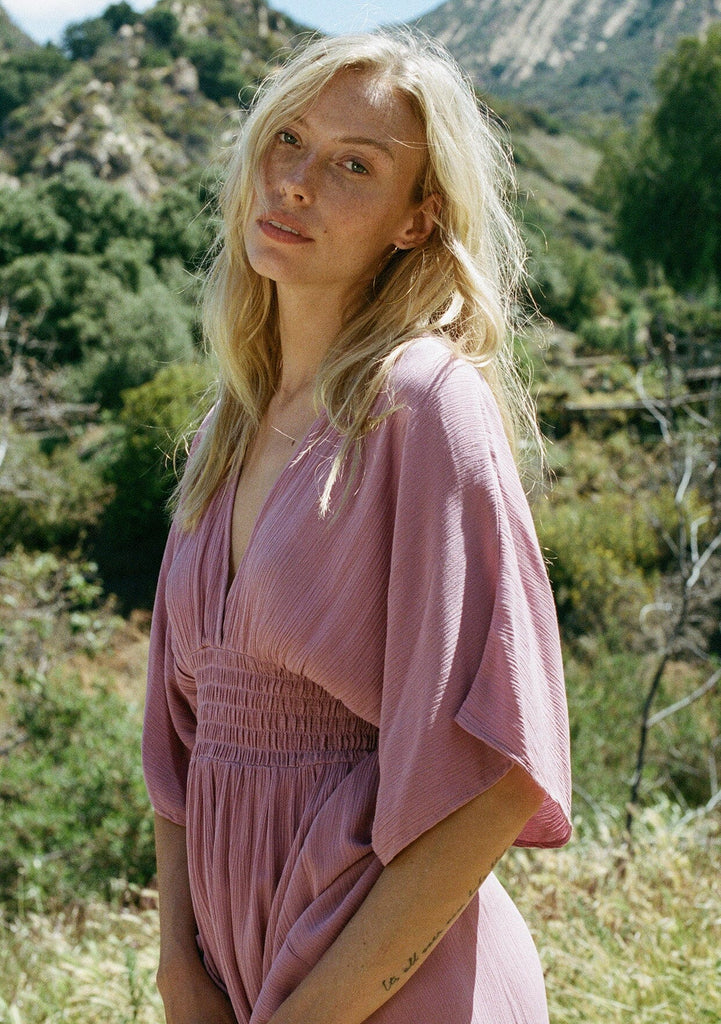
[101,2,138,33]
[612,26,721,291]
[62,17,113,61]
[185,37,254,105]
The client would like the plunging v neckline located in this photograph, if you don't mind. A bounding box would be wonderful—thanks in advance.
[222,411,327,609]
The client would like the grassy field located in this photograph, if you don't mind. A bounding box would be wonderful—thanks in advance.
[1,805,718,1024]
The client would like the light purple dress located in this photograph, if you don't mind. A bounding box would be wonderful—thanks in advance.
[142,337,572,1024]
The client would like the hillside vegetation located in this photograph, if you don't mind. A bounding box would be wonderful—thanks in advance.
[0,2,720,1020]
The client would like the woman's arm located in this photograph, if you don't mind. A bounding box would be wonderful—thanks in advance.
[267,763,544,1024]
[154,813,237,1024]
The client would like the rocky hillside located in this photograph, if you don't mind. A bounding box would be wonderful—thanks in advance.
[0,0,309,195]
[415,0,721,121]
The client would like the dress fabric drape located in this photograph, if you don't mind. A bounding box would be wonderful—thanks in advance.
[143,336,572,1024]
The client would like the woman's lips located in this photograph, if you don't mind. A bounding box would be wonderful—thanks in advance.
[259,217,312,244]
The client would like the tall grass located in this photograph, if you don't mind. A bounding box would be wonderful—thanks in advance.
[501,804,721,1023]
[0,894,162,1023]
[1,805,718,1023]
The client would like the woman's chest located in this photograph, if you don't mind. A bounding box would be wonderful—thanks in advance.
[166,435,398,721]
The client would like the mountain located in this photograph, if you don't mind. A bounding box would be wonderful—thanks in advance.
[0,3,35,53]
[414,0,721,122]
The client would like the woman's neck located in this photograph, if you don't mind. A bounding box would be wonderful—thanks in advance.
[275,286,346,397]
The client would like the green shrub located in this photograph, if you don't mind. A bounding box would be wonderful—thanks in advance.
[42,162,150,254]
[577,314,643,359]
[143,8,179,49]
[0,168,209,394]
[3,251,195,397]
[71,281,197,407]
[148,179,216,269]
[62,18,113,61]
[0,548,153,914]
[527,240,603,330]
[94,361,214,607]
[138,45,173,70]
[101,2,139,33]
[563,638,648,808]
[0,425,109,555]
[184,37,253,105]
[0,45,70,122]
[537,485,662,637]
[0,551,121,688]
[0,188,70,266]
[0,669,155,913]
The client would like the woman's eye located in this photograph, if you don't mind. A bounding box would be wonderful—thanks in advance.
[278,130,299,146]
[343,159,368,175]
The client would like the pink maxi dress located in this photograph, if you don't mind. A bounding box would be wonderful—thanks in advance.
[142,336,572,1024]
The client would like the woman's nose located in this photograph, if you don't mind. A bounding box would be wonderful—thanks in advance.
[279,153,315,203]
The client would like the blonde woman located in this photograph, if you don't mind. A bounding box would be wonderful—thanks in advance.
[142,31,571,1024]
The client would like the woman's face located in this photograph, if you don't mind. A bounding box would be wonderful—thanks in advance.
[244,71,436,308]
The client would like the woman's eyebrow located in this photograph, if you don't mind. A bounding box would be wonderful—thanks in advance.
[292,116,396,160]
[336,136,395,160]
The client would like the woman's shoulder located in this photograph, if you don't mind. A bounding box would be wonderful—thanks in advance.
[383,335,501,436]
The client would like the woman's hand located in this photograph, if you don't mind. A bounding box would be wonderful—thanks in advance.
[157,953,238,1024]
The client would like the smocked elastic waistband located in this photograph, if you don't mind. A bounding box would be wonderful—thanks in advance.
[189,648,378,767]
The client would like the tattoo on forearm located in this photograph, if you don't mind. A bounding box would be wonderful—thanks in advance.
[380,850,508,995]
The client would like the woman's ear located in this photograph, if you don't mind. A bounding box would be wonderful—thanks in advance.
[393,193,442,251]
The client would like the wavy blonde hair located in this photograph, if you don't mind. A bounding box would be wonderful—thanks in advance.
[177,30,537,528]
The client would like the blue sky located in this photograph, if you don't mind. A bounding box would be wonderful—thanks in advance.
[4,1,439,45]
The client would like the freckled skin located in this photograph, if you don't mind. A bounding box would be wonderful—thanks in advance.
[244,72,433,313]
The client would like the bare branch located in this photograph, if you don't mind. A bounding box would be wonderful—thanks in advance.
[686,530,721,591]
[683,404,712,429]
[647,666,721,727]
[679,787,721,826]
[639,601,673,639]
[626,649,672,834]
[675,451,693,506]
[689,515,709,564]
[634,368,671,444]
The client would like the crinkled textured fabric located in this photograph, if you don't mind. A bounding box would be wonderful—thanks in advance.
[142,337,571,1024]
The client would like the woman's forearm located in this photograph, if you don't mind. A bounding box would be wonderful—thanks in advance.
[153,814,238,1024]
[267,763,545,1024]
[153,813,200,968]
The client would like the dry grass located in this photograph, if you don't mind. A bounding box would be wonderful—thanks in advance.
[0,895,163,1024]
[502,806,721,1023]
[1,807,719,1024]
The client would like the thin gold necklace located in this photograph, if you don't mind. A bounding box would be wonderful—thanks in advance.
[270,424,297,446]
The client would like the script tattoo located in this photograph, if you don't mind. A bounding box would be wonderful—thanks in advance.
[380,898,466,993]
[380,849,509,996]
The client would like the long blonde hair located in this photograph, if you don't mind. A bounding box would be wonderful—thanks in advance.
[177,30,536,528]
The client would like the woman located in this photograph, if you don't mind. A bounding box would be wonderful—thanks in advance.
[142,31,572,1024]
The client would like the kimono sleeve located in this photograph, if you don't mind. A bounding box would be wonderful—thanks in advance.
[141,521,196,826]
[371,356,572,866]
